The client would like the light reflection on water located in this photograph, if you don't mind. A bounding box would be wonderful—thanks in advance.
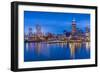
[24,42,90,62]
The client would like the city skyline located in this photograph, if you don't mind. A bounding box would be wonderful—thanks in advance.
[24,11,90,35]
[24,11,90,61]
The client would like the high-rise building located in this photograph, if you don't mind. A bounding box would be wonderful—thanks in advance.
[28,27,33,37]
[85,26,90,33]
[72,18,77,35]
[85,26,90,38]
[35,24,43,37]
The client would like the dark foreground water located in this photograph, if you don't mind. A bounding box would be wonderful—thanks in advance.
[24,42,90,62]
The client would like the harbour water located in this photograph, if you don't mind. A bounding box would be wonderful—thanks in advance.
[24,42,90,62]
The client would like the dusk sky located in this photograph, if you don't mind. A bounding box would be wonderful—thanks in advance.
[24,11,90,35]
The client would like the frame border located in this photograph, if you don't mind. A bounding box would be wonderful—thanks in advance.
[11,1,98,72]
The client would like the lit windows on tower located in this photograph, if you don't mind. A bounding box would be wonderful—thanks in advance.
[72,18,77,35]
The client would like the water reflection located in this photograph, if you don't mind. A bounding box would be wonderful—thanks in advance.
[24,41,90,61]
[69,42,76,58]
[85,42,90,51]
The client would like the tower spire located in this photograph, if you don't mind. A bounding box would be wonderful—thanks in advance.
[72,18,76,24]
[72,18,75,22]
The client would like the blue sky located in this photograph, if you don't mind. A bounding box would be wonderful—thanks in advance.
[24,11,90,34]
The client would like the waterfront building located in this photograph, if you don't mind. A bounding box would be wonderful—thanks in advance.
[85,26,90,42]
[70,18,79,40]
[72,18,77,35]
[35,24,43,37]
[28,27,33,37]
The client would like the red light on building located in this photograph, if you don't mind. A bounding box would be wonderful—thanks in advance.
[72,18,77,35]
